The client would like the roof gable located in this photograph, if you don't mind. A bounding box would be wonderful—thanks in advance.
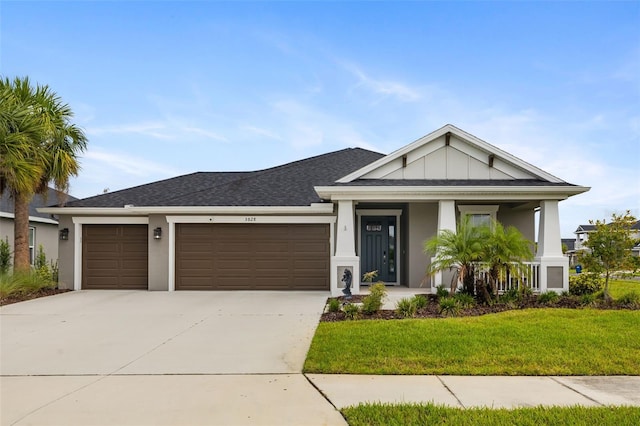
[338,124,565,184]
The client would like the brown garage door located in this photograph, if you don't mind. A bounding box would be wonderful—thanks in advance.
[176,224,329,290]
[82,224,148,289]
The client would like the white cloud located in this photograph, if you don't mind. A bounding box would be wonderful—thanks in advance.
[83,148,182,177]
[344,63,422,102]
[87,120,227,142]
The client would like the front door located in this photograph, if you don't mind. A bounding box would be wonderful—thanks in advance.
[361,216,397,283]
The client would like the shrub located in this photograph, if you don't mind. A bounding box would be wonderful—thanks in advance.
[500,287,519,303]
[538,291,559,304]
[0,237,11,274]
[412,294,428,310]
[453,292,475,308]
[435,284,449,299]
[395,297,417,318]
[616,292,640,308]
[34,245,54,283]
[343,303,360,320]
[362,283,387,314]
[580,293,597,306]
[327,298,341,313]
[569,272,603,296]
[0,271,56,298]
[439,297,460,317]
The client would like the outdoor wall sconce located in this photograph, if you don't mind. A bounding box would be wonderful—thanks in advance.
[153,227,162,240]
[59,228,69,241]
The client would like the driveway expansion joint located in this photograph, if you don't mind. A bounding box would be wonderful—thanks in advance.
[437,375,466,408]
[549,376,605,406]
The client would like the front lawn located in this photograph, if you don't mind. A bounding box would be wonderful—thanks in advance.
[609,279,640,299]
[303,309,640,375]
[342,403,640,426]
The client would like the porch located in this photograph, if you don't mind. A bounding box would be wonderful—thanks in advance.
[329,199,567,297]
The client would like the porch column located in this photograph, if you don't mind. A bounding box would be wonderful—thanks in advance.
[433,200,457,288]
[536,200,568,293]
[331,200,360,296]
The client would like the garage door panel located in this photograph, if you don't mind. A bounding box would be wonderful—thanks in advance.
[83,225,148,290]
[176,223,329,290]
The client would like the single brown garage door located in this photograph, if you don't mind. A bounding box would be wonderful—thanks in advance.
[82,224,148,289]
[176,224,329,290]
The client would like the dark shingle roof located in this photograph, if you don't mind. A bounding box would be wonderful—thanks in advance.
[65,148,385,207]
[575,224,596,233]
[1,188,76,219]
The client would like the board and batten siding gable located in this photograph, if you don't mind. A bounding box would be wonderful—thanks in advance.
[360,133,533,181]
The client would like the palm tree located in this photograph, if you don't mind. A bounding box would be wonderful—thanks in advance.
[424,215,486,295]
[483,221,534,297]
[0,76,87,271]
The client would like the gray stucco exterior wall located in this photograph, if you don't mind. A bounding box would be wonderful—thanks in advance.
[148,215,169,291]
[407,202,438,288]
[56,215,75,290]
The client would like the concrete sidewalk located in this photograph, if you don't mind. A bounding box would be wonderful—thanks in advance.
[307,374,640,409]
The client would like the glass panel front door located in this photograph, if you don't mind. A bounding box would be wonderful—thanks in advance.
[361,216,397,282]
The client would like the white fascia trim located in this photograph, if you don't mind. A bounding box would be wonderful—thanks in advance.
[337,124,566,184]
[0,212,58,225]
[39,203,334,215]
[315,185,590,201]
[356,209,403,216]
[165,215,336,224]
[72,216,149,224]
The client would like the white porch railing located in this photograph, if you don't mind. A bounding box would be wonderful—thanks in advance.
[472,261,540,293]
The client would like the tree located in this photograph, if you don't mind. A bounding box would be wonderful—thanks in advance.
[483,221,534,300]
[424,215,485,295]
[579,211,637,302]
[0,76,87,271]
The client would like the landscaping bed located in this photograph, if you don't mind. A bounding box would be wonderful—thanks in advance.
[321,293,638,322]
[0,288,71,306]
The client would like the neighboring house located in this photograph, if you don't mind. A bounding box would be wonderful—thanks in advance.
[561,238,577,267]
[39,124,589,294]
[569,220,640,262]
[574,224,596,251]
[0,188,75,267]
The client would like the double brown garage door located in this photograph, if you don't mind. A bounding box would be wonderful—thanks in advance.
[82,224,149,289]
[175,223,330,290]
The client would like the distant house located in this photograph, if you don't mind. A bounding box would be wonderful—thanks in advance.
[561,238,577,267]
[567,220,640,266]
[0,188,76,267]
[40,124,589,294]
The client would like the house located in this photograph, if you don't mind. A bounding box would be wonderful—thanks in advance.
[569,220,640,263]
[0,188,75,266]
[561,238,577,267]
[39,124,590,294]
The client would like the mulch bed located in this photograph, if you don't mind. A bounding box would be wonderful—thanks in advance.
[0,288,71,306]
[321,294,638,322]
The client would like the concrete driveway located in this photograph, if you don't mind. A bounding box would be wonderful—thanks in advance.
[1,290,345,425]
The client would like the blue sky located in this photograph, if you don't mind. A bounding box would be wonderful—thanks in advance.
[2,1,639,237]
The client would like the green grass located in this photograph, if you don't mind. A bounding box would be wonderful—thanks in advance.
[342,403,640,426]
[0,271,55,298]
[304,309,640,375]
[609,279,640,299]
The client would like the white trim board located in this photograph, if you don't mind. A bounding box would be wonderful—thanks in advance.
[0,212,59,225]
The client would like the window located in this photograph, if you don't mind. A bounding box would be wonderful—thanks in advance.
[458,205,499,227]
[29,227,36,265]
